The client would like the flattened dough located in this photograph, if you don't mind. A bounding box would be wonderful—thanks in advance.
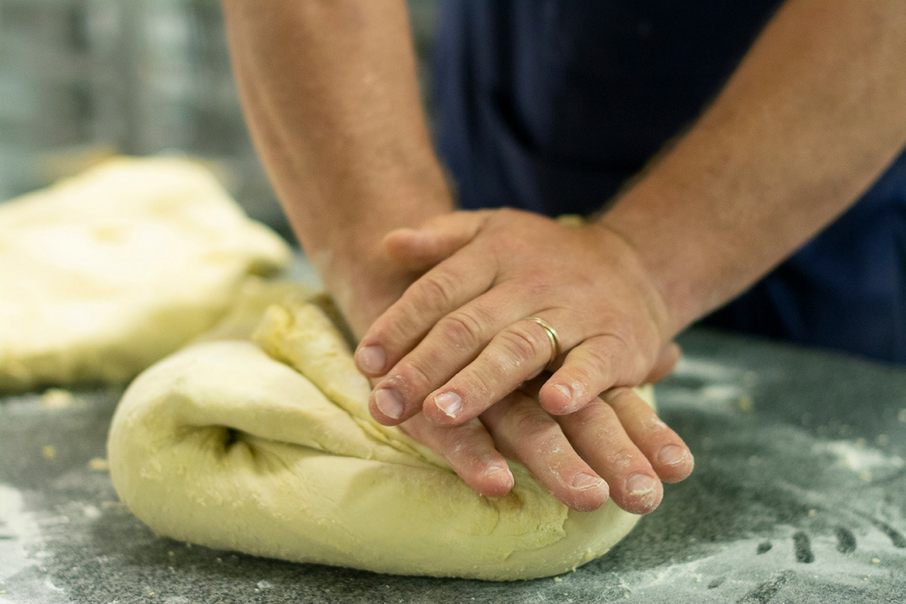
[108,296,652,580]
[0,157,289,390]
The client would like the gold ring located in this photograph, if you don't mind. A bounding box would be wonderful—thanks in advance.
[525,317,560,372]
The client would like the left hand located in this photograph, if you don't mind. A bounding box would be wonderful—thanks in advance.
[355,208,677,425]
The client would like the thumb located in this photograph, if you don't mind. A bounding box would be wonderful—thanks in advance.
[383,210,487,272]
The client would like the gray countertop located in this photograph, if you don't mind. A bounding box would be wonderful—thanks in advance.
[2,328,905,604]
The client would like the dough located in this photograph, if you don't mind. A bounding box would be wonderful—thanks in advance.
[0,157,289,391]
[108,295,652,580]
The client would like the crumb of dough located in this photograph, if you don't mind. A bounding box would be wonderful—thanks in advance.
[88,458,110,471]
[41,388,75,409]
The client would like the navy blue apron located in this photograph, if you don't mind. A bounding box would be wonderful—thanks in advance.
[432,0,906,363]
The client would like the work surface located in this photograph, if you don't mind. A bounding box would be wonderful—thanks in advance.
[1,329,905,604]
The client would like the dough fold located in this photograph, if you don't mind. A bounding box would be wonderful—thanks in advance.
[0,157,289,391]
[108,297,650,580]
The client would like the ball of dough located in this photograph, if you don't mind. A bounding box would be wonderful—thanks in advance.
[108,298,652,580]
[0,157,289,391]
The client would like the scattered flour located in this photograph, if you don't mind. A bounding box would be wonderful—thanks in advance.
[39,389,75,410]
[0,484,41,580]
[674,358,745,382]
[815,439,905,473]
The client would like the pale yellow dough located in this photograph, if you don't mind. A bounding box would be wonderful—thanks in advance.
[0,157,289,390]
[108,296,653,580]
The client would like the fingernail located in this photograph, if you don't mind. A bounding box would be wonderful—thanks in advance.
[553,384,572,404]
[434,391,463,418]
[657,444,687,465]
[551,382,586,414]
[374,388,403,419]
[572,472,605,491]
[626,474,657,495]
[356,345,385,374]
[483,463,514,484]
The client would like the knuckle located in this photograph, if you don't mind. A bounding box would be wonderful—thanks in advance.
[488,230,527,256]
[583,426,622,457]
[592,312,635,347]
[511,405,560,444]
[585,330,651,388]
[578,415,630,458]
[497,324,545,362]
[586,437,642,474]
[581,345,618,384]
[522,272,554,298]
[495,207,519,221]
[635,413,671,438]
[437,311,485,350]
[391,358,435,398]
[608,449,643,472]
[414,270,460,313]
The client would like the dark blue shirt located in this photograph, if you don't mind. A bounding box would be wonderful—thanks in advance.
[432,0,906,363]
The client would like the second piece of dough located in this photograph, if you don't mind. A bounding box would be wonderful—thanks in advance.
[0,157,289,391]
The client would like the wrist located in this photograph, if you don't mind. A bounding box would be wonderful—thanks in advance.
[593,183,712,337]
[578,219,677,342]
[316,252,415,340]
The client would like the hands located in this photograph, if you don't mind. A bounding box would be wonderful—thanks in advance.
[353,209,694,513]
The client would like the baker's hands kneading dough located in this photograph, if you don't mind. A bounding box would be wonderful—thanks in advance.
[354,209,694,514]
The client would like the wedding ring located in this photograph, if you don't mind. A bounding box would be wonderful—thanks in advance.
[525,317,560,372]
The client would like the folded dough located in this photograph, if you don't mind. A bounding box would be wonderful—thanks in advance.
[0,157,289,391]
[108,296,651,580]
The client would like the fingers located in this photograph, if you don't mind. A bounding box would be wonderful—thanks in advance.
[421,311,580,426]
[363,287,510,426]
[399,413,514,498]
[538,338,681,416]
[556,394,665,515]
[357,252,499,426]
[401,384,691,514]
[538,331,651,416]
[481,388,610,512]
[355,248,495,381]
[601,388,694,484]
[382,211,487,272]
[365,286,571,427]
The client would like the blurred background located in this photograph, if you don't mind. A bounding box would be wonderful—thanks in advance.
[0,0,439,240]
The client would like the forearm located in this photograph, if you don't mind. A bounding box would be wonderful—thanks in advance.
[221,0,453,333]
[601,0,906,334]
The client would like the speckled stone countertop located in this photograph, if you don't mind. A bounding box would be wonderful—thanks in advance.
[2,326,905,604]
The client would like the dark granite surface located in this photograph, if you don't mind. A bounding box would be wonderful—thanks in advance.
[2,329,905,603]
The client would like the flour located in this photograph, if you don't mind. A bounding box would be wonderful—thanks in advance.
[0,484,41,580]
[673,357,745,382]
[665,358,758,413]
[815,439,905,473]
